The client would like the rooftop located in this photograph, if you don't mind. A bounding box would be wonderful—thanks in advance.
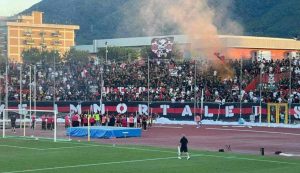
[74,35,300,53]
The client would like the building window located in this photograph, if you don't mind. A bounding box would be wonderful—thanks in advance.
[51,31,61,37]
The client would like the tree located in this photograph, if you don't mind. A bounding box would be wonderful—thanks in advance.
[41,50,61,64]
[21,48,61,64]
[97,46,139,62]
[0,48,6,64]
[21,48,41,64]
[63,48,90,63]
[140,46,155,59]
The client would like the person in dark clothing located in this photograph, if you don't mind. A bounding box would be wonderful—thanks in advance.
[41,115,46,130]
[108,115,115,126]
[10,115,17,133]
[142,115,147,130]
[80,114,84,126]
[178,135,190,160]
[31,114,36,130]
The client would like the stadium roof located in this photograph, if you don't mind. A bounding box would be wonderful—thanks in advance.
[74,35,300,53]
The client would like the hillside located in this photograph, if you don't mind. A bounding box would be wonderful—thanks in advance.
[22,0,300,44]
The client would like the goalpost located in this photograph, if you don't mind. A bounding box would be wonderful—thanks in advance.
[1,108,67,142]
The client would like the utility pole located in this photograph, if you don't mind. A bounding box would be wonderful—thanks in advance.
[105,42,108,64]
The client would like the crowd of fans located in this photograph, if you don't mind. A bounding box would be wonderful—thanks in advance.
[1,56,300,103]
[66,112,152,130]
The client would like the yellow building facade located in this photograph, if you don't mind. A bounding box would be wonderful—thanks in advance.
[1,11,79,62]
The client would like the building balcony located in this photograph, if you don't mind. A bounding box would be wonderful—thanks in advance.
[40,42,47,48]
[24,39,34,45]
[51,32,62,37]
[52,40,62,46]
[23,31,32,36]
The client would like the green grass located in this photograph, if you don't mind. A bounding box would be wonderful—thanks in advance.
[0,138,299,173]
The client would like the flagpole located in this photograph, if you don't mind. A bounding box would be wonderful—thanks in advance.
[105,42,108,64]
[53,54,56,142]
[201,88,204,119]
[34,65,37,121]
[147,55,150,116]
[19,65,22,115]
[100,66,103,115]
[259,63,263,123]
[289,57,292,124]
[239,58,243,119]
[0,77,1,110]
[3,55,8,138]
[27,65,31,136]
[194,60,197,117]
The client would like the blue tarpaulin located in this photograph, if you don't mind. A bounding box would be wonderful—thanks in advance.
[66,126,142,138]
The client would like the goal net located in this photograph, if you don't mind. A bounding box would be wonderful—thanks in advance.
[1,109,71,142]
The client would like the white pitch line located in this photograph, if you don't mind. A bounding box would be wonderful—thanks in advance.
[0,142,172,153]
[1,139,299,173]
[206,127,300,136]
[1,152,298,173]
[0,145,44,151]
[0,143,100,151]
[43,142,176,154]
[0,156,185,173]
[44,145,99,150]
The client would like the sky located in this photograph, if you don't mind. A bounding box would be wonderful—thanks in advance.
[0,0,41,16]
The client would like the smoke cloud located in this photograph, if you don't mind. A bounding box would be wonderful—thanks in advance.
[137,0,242,55]
[135,0,243,76]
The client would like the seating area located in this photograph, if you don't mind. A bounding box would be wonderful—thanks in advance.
[1,57,300,103]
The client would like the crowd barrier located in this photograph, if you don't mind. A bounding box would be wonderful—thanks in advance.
[1,101,300,123]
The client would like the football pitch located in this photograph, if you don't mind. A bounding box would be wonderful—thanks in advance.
[0,137,299,173]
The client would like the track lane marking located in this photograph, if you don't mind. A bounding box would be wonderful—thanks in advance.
[206,127,300,136]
